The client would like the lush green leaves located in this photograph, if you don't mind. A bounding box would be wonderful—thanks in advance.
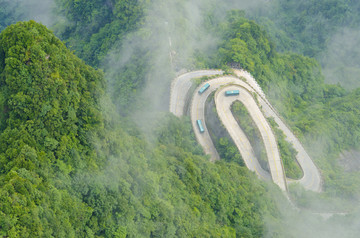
[213,11,360,199]
[0,20,282,237]
[268,117,302,180]
[56,0,146,66]
[0,21,105,236]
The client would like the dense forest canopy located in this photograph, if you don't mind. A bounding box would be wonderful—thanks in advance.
[0,20,283,238]
[0,20,105,236]
[1,0,360,237]
[249,0,360,88]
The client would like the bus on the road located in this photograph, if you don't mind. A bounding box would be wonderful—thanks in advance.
[225,90,240,96]
[198,83,210,94]
[196,119,205,133]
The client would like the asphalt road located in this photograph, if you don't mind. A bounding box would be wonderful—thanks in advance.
[169,69,322,192]
[233,70,322,192]
[170,70,223,117]
[215,85,285,190]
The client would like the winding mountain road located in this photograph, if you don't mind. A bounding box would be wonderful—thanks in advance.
[170,70,223,117]
[169,69,321,192]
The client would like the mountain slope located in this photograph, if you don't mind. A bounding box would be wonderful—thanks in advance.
[0,20,104,237]
[0,21,281,237]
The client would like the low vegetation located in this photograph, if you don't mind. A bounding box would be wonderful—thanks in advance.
[231,101,269,171]
[268,118,302,180]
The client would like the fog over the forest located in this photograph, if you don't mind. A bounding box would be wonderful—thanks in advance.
[10,0,57,27]
[320,27,360,89]
[105,0,270,116]
[104,1,360,237]
[14,0,360,90]
[8,0,360,237]
[264,186,360,238]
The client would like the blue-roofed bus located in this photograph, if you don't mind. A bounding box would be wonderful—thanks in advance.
[225,90,240,96]
[198,83,210,94]
[196,119,205,133]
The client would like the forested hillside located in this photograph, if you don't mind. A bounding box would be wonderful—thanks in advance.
[54,0,145,67]
[0,20,283,237]
[250,0,360,88]
[214,11,360,202]
[253,0,357,57]
[1,0,360,237]
[0,21,105,236]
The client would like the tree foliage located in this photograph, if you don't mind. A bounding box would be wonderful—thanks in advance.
[0,21,281,237]
[232,101,269,171]
[267,117,302,180]
[55,0,146,66]
[255,0,359,57]
[2,1,360,236]
[214,11,360,199]
[0,21,105,237]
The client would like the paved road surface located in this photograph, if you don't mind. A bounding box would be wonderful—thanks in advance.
[215,85,285,190]
[234,70,322,192]
[170,70,223,117]
[169,69,321,192]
